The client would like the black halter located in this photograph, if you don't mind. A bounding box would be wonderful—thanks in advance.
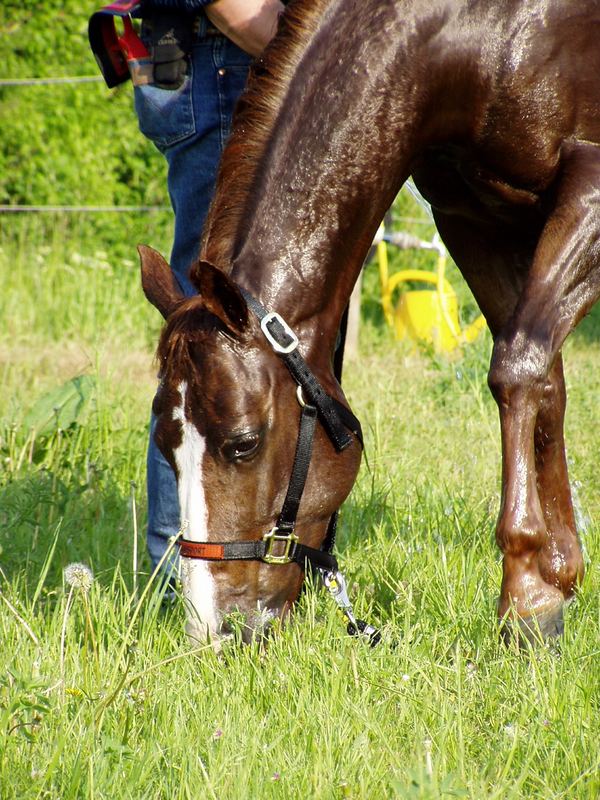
[178,290,363,572]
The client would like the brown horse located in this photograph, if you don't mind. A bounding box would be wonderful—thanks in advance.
[139,0,600,648]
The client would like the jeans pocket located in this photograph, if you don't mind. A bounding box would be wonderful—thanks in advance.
[134,68,196,151]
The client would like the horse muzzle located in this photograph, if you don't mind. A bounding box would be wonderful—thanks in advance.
[185,601,287,651]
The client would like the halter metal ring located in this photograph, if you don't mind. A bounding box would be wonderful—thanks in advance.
[261,312,299,354]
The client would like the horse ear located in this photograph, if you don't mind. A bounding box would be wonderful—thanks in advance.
[138,245,183,319]
[190,259,249,335]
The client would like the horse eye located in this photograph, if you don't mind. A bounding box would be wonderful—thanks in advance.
[222,433,261,462]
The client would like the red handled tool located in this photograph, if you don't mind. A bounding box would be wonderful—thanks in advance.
[89,0,152,87]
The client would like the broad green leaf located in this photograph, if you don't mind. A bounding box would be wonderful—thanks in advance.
[23,375,96,437]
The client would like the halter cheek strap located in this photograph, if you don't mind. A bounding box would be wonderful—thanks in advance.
[242,290,362,451]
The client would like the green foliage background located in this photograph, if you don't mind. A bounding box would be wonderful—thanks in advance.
[0,0,166,208]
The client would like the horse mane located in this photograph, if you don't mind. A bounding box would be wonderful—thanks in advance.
[199,0,334,271]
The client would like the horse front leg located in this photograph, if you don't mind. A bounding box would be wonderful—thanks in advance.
[488,142,600,643]
[533,355,584,606]
[489,352,579,642]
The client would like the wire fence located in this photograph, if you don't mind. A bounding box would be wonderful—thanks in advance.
[0,205,170,214]
[1,72,135,215]
[0,75,103,87]
[0,75,435,224]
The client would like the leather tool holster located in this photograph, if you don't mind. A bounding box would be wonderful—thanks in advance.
[141,11,195,90]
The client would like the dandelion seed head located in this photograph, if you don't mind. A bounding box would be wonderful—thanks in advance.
[123,687,146,705]
[63,562,94,592]
[466,661,478,678]
[252,602,277,630]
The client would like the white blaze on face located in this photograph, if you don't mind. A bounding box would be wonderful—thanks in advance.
[173,381,219,642]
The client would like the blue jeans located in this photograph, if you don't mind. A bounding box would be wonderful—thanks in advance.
[134,16,251,570]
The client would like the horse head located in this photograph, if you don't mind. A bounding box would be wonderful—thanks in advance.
[139,245,362,648]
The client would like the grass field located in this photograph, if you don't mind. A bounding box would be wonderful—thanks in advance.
[0,206,599,799]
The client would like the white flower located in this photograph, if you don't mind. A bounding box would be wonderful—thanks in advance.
[63,563,94,592]
[466,661,478,679]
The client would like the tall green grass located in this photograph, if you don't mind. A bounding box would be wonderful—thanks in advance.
[0,207,599,799]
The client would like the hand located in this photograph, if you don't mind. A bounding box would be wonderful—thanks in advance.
[205,0,285,56]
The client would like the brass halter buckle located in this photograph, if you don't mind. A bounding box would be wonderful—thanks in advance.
[261,527,298,564]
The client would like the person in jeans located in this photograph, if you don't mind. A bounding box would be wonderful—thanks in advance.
[135,0,284,576]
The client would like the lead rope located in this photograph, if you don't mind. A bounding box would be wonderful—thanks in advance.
[321,569,381,646]
[323,316,381,647]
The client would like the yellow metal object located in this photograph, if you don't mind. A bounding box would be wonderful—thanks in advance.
[377,234,486,352]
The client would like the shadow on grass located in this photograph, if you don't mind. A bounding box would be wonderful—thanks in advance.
[0,467,146,595]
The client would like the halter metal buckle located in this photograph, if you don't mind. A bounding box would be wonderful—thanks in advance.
[261,312,299,354]
[262,527,298,564]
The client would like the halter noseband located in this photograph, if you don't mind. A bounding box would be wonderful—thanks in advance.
[179,288,363,574]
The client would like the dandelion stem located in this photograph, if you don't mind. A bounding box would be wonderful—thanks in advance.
[424,738,433,778]
[60,585,75,690]
[82,592,100,681]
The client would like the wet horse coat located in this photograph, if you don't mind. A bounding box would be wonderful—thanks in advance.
[140,0,600,646]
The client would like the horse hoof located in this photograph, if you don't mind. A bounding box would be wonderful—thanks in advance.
[500,603,564,648]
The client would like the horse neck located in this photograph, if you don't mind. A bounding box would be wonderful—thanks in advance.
[226,0,427,370]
